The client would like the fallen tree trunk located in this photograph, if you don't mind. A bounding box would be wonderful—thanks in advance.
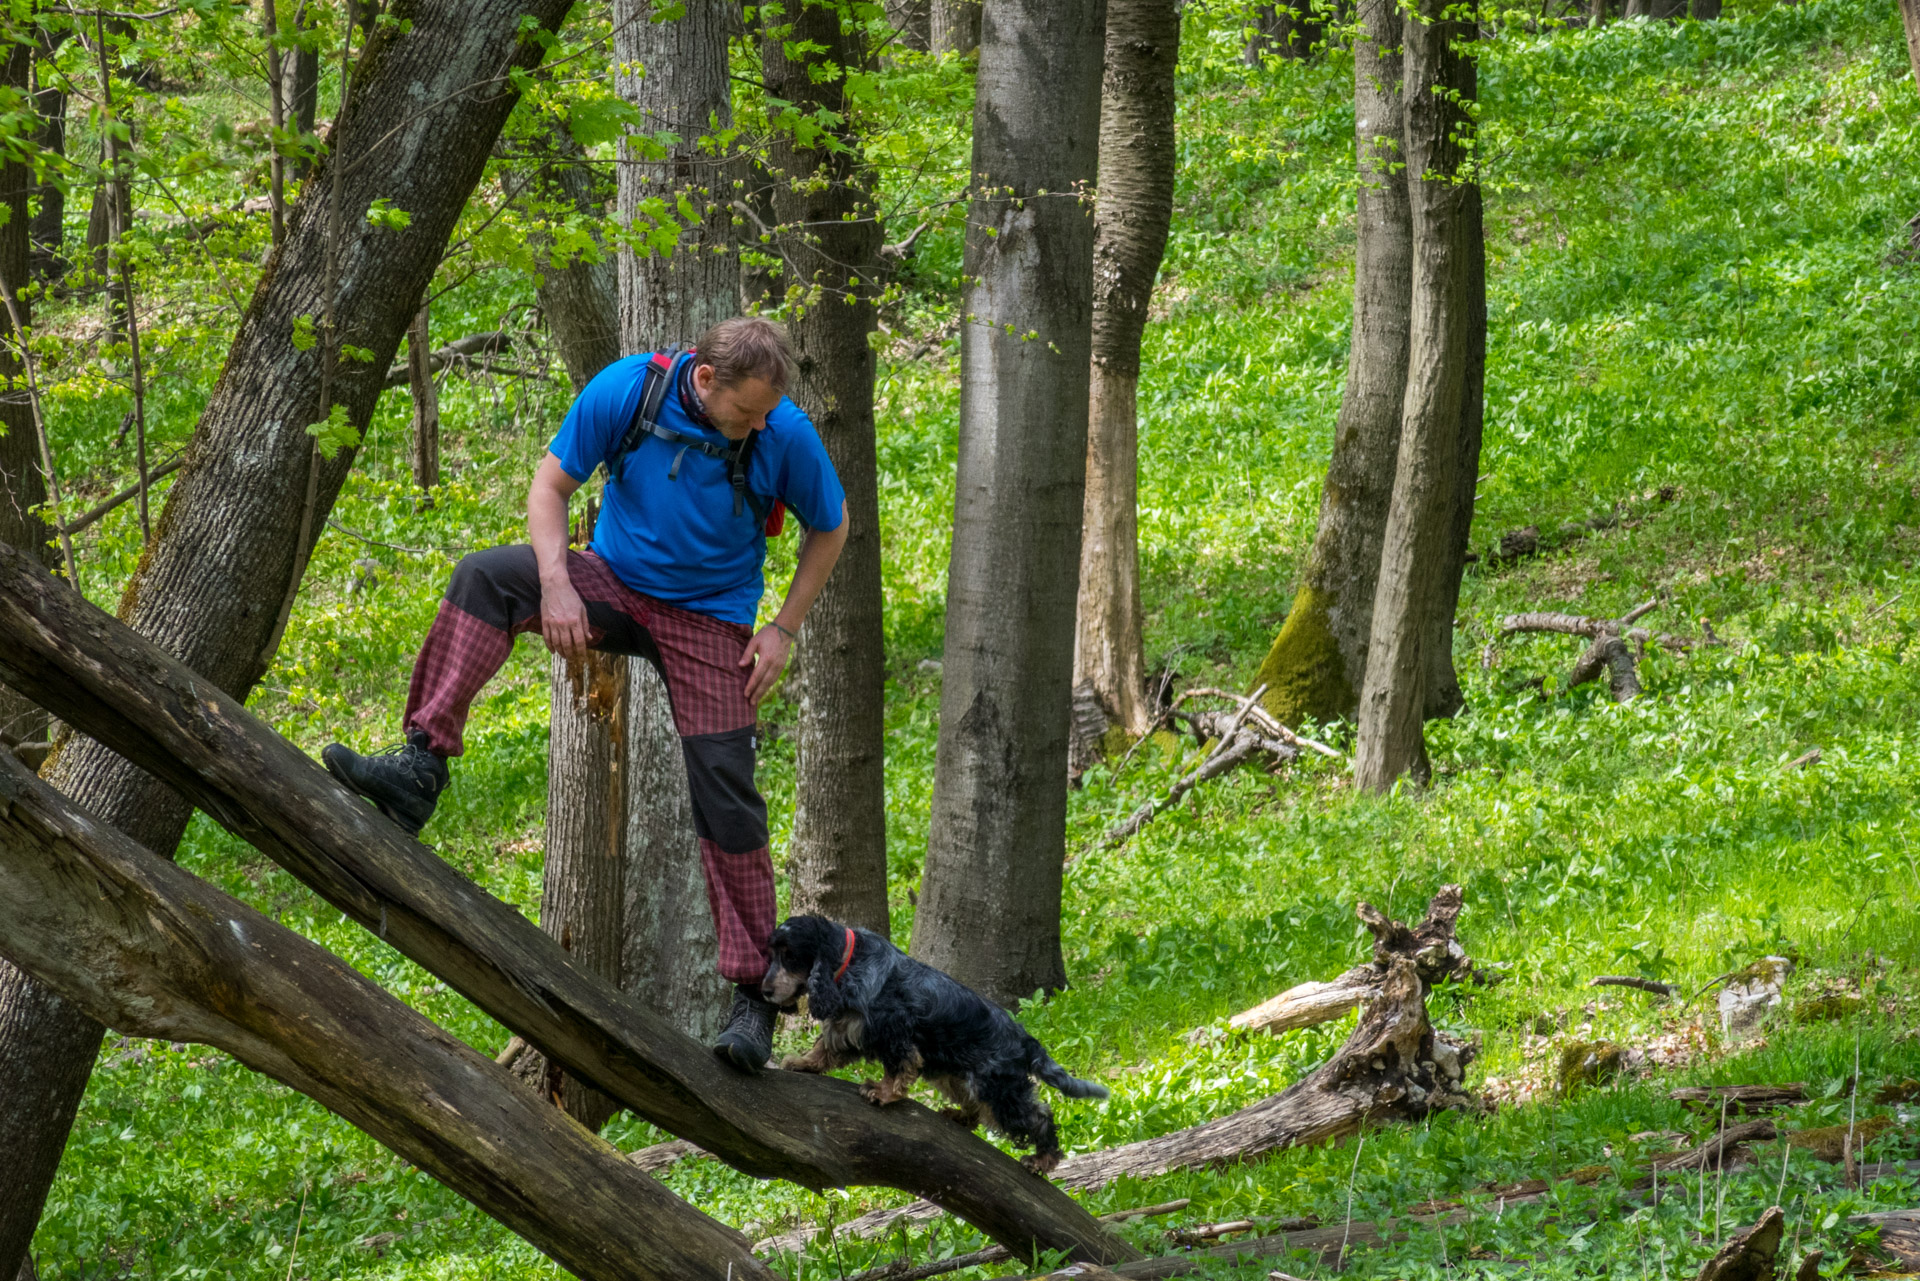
[0,542,1134,1268]
[0,753,770,1281]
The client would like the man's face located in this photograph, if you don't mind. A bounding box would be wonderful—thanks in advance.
[692,364,783,441]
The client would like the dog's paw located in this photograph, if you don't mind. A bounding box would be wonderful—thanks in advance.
[860,1079,911,1105]
[779,1053,825,1073]
[938,1106,981,1130]
[1020,1150,1064,1176]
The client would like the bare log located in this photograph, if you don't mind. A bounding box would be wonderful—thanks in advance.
[0,542,1134,1267]
[1589,976,1676,996]
[1653,1119,1775,1171]
[1691,1206,1782,1281]
[1226,968,1379,1036]
[1851,1208,1920,1270]
[0,753,770,1281]
[1668,1084,1804,1113]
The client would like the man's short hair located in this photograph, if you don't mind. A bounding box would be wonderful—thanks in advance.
[696,317,796,394]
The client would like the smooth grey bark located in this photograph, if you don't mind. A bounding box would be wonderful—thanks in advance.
[931,0,980,54]
[0,3,577,1272]
[764,0,890,933]
[1253,0,1409,731]
[913,0,1106,1006]
[1073,0,1180,766]
[0,753,777,1281]
[1352,0,1483,792]
[613,0,738,1036]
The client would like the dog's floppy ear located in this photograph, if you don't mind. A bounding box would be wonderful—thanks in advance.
[806,954,844,1021]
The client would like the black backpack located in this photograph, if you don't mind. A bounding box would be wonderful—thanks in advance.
[603,345,787,535]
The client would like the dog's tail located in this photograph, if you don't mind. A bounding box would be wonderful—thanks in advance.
[1029,1041,1109,1100]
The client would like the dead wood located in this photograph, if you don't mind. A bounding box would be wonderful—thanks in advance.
[1496,598,1719,703]
[1792,1249,1823,1281]
[0,542,1136,1268]
[380,329,516,386]
[1668,1084,1805,1113]
[1851,1208,1920,1269]
[1782,748,1821,771]
[0,752,772,1281]
[629,1138,702,1173]
[1223,885,1492,1038]
[1590,976,1676,996]
[1652,1119,1776,1171]
[783,1201,1191,1274]
[1690,1206,1782,1281]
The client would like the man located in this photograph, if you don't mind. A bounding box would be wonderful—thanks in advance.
[322,316,848,1073]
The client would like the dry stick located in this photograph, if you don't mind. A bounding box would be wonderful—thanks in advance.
[1339,1129,1366,1269]
[66,453,184,535]
[1714,1094,1729,1246]
[0,263,76,585]
[94,12,147,540]
[262,0,286,246]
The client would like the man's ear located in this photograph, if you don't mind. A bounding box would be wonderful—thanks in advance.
[807,955,843,1022]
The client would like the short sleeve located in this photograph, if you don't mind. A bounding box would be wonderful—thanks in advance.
[548,356,645,483]
[769,401,846,532]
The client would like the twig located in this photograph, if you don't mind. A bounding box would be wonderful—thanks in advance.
[66,453,186,535]
[1589,976,1676,997]
[323,517,470,557]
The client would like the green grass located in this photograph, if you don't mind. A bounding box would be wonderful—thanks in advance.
[25,0,1920,1276]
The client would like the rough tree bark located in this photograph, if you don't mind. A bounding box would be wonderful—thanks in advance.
[0,752,775,1281]
[764,0,890,932]
[1252,0,1409,731]
[0,30,45,751]
[0,3,579,1272]
[1071,0,1180,769]
[932,0,981,54]
[406,304,440,493]
[1351,0,1483,791]
[0,541,1137,1267]
[889,0,932,52]
[1902,0,1920,96]
[611,0,739,1039]
[28,31,66,284]
[913,0,1106,1006]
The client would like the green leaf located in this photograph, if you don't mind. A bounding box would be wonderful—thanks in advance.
[291,315,318,352]
[366,198,412,231]
[306,404,361,460]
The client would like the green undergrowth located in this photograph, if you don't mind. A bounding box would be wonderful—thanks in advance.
[27,0,1920,1277]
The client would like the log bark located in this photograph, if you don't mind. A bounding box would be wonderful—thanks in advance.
[0,542,1136,1267]
[0,752,774,1281]
[913,0,1107,1006]
[1852,1209,1920,1270]
[1252,0,1409,730]
[764,0,891,933]
[406,303,440,493]
[1073,0,1181,767]
[1226,968,1380,1036]
[613,0,741,1038]
[1903,0,1920,99]
[0,2,579,1269]
[931,0,980,54]
[1351,0,1481,792]
[1692,1207,1782,1281]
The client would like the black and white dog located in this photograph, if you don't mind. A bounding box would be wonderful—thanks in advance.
[761,914,1107,1173]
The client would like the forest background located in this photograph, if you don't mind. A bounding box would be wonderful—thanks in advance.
[3,0,1920,1276]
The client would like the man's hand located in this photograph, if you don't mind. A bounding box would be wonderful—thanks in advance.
[739,624,794,708]
[541,577,591,660]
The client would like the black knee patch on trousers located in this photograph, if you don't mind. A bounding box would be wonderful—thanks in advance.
[682,727,767,854]
[445,545,542,630]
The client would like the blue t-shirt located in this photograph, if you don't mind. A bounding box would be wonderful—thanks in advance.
[548,353,846,625]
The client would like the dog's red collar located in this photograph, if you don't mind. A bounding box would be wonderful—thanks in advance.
[833,927,857,984]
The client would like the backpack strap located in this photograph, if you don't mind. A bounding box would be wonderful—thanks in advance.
[606,346,782,533]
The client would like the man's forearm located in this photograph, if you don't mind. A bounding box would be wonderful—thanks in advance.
[774,509,849,633]
[529,489,572,585]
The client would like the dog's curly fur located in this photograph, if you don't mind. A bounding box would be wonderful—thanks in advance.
[761,914,1108,1174]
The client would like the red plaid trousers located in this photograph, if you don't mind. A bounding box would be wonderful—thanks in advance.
[404,545,775,985]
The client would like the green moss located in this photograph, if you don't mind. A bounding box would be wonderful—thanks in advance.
[1557,1040,1626,1096]
[1793,992,1864,1024]
[1252,581,1355,729]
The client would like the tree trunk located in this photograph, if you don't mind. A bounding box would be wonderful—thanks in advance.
[763,0,890,933]
[613,0,740,1037]
[0,2,579,1270]
[1072,0,1180,770]
[932,0,981,54]
[890,0,932,52]
[1351,0,1482,792]
[1901,0,1920,90]
[1252,0,1409,731]
[1244,2,1324,62]
[912,0,1106,1007]
[0,541,1139,1268]
[1623,0,1651,17]
[0,753,775,1281]
[289,0,319,172]
[1689,0,1721,17]
[527,118,620,392]
[1589,0,1612,25]
[1650,0,1687,17]
[27,37,65,284]
[406,303,440,493]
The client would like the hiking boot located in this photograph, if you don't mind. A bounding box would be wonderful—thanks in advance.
[321,729,449,836]
[713,985,776,1074]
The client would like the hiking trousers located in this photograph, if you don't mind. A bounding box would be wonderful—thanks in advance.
[404,544,774,985]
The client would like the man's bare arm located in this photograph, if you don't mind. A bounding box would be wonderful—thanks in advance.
[528,453,588,659]
[740,501,850,707]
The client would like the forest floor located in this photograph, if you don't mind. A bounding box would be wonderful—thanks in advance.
[25,0,1920,1276]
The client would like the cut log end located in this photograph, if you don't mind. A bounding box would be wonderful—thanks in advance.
[1691,1205,1783,1281]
